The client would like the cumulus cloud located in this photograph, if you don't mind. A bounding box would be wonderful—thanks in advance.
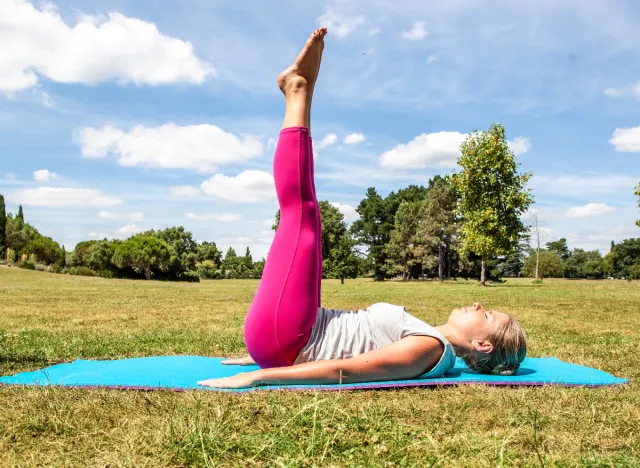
[380,131,466,168]
[603,82,640,100]
[98,210,144,222]
[7,187,122,207]
[186,212,242,222]
[566,203,617,218]
[200,170,275,203]
[609,126,640,152]
[0,0,213,93]
[170,185,201,197]
[330,202,359,221]
[509,137,532,156]
[74,123,263,172]
[317,9,366,39]
[316,133,338,150]
[32,169,59,182]
[402,22,428,41]
[344,133,366,144]
[114,224,145,238]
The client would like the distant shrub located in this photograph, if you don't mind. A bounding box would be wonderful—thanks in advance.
[18,260,36,270]
[5,248,16,262]
[50,264,64,274]
[532,279,543,285]
[34,263,49,272]
[65,266,97,277]
[180,271,201,283]
[95,270,114,279]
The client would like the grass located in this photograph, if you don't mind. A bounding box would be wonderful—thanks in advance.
[0,267,639,467]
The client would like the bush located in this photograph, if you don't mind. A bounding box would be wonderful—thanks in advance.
[95,270,115,279]
[180,271,201,283]
[5,248,16,262]
[532,279,544,285]
[18,260,36,270]
[65,266,97,277]
[50,264,64,274]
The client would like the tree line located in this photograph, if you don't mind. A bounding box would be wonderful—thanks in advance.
[1,123,638,283]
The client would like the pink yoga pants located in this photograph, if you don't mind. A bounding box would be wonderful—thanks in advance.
[244,127,322,368]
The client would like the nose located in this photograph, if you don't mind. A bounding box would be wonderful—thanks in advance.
[473,302,482,311]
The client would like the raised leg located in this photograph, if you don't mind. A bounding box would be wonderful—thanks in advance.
[244,28,327,368]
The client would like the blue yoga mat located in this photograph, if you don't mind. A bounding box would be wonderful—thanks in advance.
[0,356,627,392]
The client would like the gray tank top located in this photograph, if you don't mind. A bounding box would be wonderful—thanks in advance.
[294,302,456,378]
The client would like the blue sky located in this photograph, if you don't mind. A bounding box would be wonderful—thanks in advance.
[1,0,639,260]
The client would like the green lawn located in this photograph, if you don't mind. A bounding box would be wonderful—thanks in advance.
[1,267,638,466]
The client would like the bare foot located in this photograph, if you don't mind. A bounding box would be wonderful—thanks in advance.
[277,28,327,96]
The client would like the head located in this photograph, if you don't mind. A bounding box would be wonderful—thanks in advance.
[446,302,526,376]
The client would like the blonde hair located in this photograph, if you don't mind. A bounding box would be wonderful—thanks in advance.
[462,314,527,376]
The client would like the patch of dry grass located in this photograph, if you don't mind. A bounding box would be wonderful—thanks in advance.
[1,268,639,466]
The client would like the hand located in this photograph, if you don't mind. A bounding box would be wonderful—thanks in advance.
[197,371,259,389]
[221,356,255,366]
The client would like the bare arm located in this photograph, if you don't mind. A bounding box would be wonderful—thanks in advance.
[198,336,443,388]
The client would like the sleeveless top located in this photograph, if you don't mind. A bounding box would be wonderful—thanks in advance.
[294,302,456,378]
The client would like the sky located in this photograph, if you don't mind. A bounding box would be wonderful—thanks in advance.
[1,0,639,261]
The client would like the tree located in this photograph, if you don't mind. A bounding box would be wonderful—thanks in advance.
[17,205,24,221]
[384,201,422,280]
[529,214,545,280]
[5,214,39,254]
[523,250,563,278]
[604,238,640,278]
[546,238,570,263]
[142,226,198,274]
[197,241,222,266]
[452,123,533,285]
[112,236,172,280]
[22,236,65,265]
[350,188,396,281]
[564,249,604,279]
[85,241,117,272]
[497,231,531,278]
[416,177,459,282]
[0,194,6,260]
[324,236,359,284]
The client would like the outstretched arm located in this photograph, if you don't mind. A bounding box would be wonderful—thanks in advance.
[198,336,443,388]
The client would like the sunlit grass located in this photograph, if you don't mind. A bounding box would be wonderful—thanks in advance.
[1,267,638,466]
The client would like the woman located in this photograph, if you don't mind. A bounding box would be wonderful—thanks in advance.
[198,28,526,389]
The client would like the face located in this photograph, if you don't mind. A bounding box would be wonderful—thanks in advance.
[448,302,510,351]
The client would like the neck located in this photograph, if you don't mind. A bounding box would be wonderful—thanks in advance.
[436,323,468,351]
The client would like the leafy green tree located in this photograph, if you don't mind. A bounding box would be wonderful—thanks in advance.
[324,236,359,284]
[0,194,6,260]
[546,238,570,262]
[197,241,222,266]
[384,201,422,280]
[604,238,640,278]
[416,176,459,282]
[5,214,39,254]
[86,241,117,272]
[72,240,99,266]
[141,226,198,274]
[564,249,604,279]
[350,188,396,281]
[17,205,24,221]
[452,123,533,285]
[22,236,65,265]
[523,250,563,278]
[221,247,239,276]
[497,232,531,278]
[112,236,172,280]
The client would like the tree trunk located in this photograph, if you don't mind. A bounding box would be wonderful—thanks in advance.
[535,248,540,280]
[480,255,487,286]
[438,245,444,283]
[144,265,151,280]
[341,278,344,285]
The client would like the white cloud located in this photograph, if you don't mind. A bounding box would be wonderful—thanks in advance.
[0,0,213,92]
[114,224,145,238]
[380,131,466,168]
[426,54,438,64]
[331,202,359,221]
[33,169,59,182]
[316,133,338,150]
[186,212,242,222]
[317,9,366,39]
[402,22,428,41]
[263,219,275,227]
[4,173,17,180]
[344,133,366,144]
[200,170,275,203]
[98,211,144,222]
[170,185,201,197]
[609,126,640,152]
[603,82,640,100]
[74,123,263,172]
[566,203,617,219]
[509,137,532,156]
[7,187,122,207]
[368,28,381,36]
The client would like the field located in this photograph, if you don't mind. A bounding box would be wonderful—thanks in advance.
[1,267,639,467]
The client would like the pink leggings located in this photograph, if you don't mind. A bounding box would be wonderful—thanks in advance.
[244,127,322,368]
